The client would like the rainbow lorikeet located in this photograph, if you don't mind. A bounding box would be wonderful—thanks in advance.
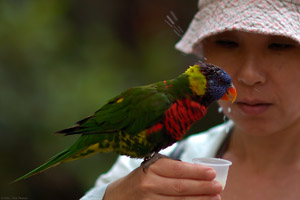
[14,62,237,182]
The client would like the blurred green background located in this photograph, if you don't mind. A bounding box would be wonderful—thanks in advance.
[0,0,224,199]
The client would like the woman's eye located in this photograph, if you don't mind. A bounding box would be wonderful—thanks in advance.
[268,43,295,50]
[215,39,238,48]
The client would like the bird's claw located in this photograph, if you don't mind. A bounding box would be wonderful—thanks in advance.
[141,153,169,172]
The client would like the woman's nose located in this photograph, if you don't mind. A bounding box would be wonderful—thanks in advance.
[236,55,266,86]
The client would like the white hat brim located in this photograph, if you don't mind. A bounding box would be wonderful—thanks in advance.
[176,0,300,54]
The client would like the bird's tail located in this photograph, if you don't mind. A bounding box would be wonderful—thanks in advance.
[12,149,71,183]
[13,134,112,183]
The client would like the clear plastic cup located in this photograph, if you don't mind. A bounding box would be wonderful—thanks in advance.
[192,157,232,189]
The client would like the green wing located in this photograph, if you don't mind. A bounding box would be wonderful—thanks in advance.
[57,84,173,135]
[14,83,178,183]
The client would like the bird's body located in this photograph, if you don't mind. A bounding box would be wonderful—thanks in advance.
[14,62,237,182]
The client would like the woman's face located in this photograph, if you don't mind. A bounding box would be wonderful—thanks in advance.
[202,31,300,135]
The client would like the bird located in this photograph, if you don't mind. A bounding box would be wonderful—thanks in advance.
[14,62,237,182]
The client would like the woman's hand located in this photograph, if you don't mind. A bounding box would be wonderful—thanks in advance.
[104,158,222,200]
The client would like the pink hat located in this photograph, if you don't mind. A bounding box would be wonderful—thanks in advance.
[176,0,300,54]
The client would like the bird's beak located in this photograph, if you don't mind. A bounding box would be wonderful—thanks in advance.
[221,85,237,103]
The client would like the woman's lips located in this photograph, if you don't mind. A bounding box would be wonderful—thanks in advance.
[237,101,272,115]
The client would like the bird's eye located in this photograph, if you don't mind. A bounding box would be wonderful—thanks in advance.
[218,78,223,84]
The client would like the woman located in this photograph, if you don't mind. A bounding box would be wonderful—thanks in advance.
[81,0,300,199]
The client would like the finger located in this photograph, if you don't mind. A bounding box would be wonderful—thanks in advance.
[151,194,221,200]
[157,179,223,196]
[148,158,216,180]
[140,170,222,196]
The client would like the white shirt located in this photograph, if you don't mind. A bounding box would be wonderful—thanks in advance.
[80,120,234,200]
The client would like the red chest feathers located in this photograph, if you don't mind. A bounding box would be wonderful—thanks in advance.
[163,99,207,140]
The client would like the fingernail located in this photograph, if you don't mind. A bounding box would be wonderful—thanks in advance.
[206,168,216,179]
[211,194,221,200]
[213,180,223,191]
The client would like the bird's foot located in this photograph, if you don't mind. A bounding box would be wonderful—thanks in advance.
[141,153,169,172]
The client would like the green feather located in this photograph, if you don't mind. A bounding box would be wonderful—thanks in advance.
[13,134,115,183]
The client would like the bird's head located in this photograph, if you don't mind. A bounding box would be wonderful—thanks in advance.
[185,62,237,106]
